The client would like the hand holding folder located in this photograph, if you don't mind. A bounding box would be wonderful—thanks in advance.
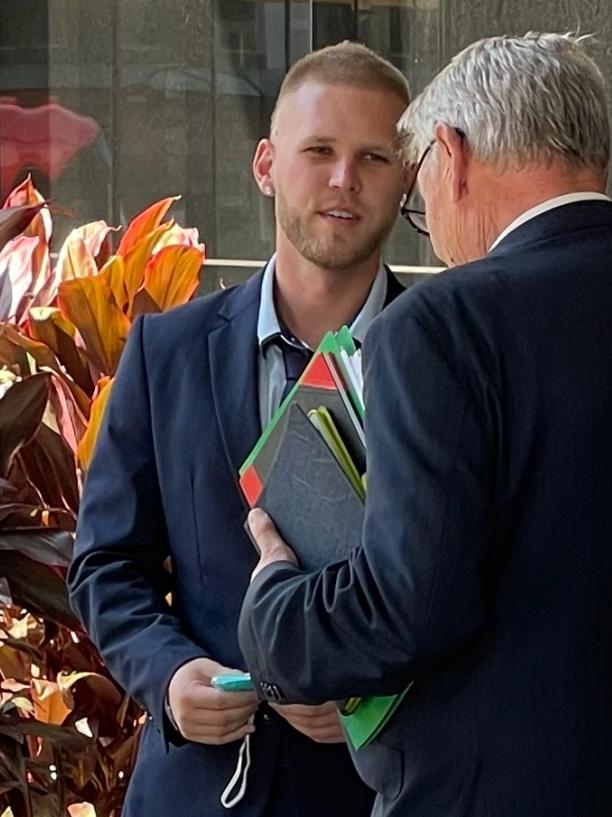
[240,329,410,749]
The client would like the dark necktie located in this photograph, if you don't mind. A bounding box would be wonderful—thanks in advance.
[274,335,313,401]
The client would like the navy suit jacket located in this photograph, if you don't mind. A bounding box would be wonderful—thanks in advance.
[239,202,612,817]
[68,266,403,817]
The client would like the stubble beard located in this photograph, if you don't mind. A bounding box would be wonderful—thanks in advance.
[275,190,395,272]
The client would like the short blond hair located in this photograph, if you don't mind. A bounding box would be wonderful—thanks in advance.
[271,41,410,131]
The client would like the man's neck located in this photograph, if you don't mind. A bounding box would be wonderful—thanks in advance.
[273,244,381,350]
[474,161,607,253]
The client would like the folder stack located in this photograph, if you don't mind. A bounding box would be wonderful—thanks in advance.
[239,327,409,750]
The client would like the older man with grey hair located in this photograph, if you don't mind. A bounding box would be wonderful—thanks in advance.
[238,33,612,817]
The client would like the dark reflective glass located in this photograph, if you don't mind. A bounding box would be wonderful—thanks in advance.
[3,0,612,290]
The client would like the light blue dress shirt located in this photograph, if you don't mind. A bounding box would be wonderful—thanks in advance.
[257,254,388,427]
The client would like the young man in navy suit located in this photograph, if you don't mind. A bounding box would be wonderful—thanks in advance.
[68,42,410,817]
[239,33,612,817]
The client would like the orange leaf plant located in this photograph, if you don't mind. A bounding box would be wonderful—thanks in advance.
[0,177,206,816]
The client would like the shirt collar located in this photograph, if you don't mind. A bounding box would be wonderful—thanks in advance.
[257,255,282,347]
[489,192,612,252]
[257,253,387,350]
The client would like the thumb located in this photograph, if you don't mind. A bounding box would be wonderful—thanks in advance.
[247,508,297,566]
[247,508,278,550]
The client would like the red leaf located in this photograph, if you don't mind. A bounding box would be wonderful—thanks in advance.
[46,369,90,454]
[2,175,51,244]
[65,220,120,262]
[0,324,91,418]
[28,307,94,397]
[17,422,79,513]
[0,234,40,321]
[2,178,52,321]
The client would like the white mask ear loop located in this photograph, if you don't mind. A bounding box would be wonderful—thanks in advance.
[220,717,254,809]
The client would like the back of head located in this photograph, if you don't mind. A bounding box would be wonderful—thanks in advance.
[398,33,610,175]
[270,41,411,132]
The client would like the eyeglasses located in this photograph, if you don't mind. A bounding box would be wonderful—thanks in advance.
[400,140,434,237]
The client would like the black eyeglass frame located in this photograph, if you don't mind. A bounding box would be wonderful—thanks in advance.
[400,139,435,236]
[401,129,467,237]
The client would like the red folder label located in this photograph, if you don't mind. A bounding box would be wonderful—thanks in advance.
[240,464,263,506]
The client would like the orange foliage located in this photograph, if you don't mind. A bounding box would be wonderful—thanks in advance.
[0,178,206,815]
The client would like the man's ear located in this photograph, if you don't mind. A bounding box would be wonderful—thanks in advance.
[434,123,468,203]
[252,139,275,196]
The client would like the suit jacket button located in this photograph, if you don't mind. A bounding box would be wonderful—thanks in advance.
[259,680,284,701]
[268,683,283,702]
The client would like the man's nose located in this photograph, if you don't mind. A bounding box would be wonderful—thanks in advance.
[328,159,361,193]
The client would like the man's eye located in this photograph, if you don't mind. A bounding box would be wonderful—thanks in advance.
[364,153,390,163]
[305,146,332,156]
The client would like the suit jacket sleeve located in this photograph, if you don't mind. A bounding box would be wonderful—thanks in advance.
[238,285,498,703]
[68,316,205,738]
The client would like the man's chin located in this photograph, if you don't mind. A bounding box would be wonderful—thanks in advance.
[298,239,380,272]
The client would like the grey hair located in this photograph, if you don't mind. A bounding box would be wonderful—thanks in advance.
[398,33,610,172]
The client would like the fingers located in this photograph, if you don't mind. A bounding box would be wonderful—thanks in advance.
[188,685,258,710]
[271,701,346,744]
[182,718,255,746]
[183,699,258,724]
[278,717,345,743]
[272,702,335,719]
[173,687,258,728]
[168,657,259,744]
[173,694,258,744]
[291,724,345,744]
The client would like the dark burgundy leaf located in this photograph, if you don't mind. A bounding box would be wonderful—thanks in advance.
[16,424,79,513]
[0,528,73,565]
[0,374,50,477]
[0,203,45,251]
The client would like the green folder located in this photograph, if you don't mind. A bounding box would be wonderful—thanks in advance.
[317,328,364,418]
[240,327,411,750]
[339,685,412,750]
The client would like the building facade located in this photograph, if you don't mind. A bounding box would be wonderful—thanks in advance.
[2,1,611,289]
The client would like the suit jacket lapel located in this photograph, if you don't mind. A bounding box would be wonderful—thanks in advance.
[208,270,264,488]
[208,265,403,486]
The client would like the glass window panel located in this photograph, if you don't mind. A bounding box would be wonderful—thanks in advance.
[312,0,357,48]
[356,0,442,268]
[2,0,611,288]
[0,1,51,202]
